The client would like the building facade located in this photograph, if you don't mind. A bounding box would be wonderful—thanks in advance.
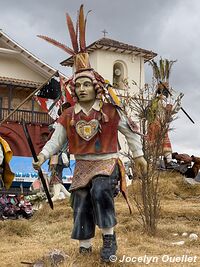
[0,30,61,156]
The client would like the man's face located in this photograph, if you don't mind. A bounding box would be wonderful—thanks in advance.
[75,77,96,102]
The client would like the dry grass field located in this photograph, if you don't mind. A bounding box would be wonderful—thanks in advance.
[1,171,200,267]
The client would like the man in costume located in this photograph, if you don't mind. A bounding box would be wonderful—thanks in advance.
[33,5,147,262]
[147,83,175,168]
[148,59,182,169]
[0,136,14,189]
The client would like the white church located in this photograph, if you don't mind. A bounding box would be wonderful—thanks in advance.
[62,37,157,94]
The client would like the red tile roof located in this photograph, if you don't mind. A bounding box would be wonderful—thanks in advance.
[61,37,157,66]
[0,76,42,88]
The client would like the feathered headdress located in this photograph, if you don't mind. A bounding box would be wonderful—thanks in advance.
[149,58,177,97]
[149,58,177,84]
[37,5,92,73]
[38,5,106,102]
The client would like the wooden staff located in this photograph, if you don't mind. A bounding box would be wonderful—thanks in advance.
[0,71,58,125]
[22,119,53,209]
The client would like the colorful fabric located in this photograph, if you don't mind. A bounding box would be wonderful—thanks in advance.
[0,137,14,189]
[34,77,62,120]
[147,120,172,153]
[59,76,75,106]
[147,97,172,154]
[34,76,74,120]
[70,158,117,191]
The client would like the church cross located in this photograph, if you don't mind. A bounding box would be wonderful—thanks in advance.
[102,29,108,37]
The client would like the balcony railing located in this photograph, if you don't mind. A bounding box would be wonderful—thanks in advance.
[0,108,53,125]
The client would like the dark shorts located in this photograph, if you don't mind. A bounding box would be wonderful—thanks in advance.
[70,165,119,240]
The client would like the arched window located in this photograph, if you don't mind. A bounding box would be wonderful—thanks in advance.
[113,61,127,89]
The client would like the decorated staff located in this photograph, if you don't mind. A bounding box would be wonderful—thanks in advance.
[33,5,147,262]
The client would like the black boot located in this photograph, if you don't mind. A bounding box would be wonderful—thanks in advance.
[100,232,117,262]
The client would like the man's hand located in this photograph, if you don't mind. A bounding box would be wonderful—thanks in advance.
[134,156,147,177]
[32,153,45,170]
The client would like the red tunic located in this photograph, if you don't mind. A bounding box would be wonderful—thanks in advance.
[58,103,120,155]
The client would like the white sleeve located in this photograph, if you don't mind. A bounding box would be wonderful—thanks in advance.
[0,145,4,165]
[117,111,144,158]
[41,123,67,160]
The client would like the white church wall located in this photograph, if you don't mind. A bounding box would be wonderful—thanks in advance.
[89,49,145,94]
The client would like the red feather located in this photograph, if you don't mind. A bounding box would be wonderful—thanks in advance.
[37,35,75,56]
[84,9,92,32]
[75,10,79,50]
[66,13,78,53]
[79,4,86,52]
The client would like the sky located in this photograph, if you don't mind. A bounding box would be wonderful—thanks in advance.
[1,0,200,155]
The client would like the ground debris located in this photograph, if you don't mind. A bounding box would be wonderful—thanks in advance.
[21,249,69,267]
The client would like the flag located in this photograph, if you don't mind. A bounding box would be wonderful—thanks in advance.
[59,76,74,106]
[34,76,74,120]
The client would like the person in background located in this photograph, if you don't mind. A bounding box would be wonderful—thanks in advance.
[148,58,182,170]
[49,148,71,201]
[48,102,72,201]
[147,83,180,169]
